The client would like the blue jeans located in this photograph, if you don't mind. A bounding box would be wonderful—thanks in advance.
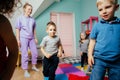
[90,58,120,80]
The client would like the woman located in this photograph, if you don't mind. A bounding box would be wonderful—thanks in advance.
[0,0,20,80]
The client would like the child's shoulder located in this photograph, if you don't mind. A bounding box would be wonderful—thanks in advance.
[86,39,89,43]
[54,35,61,40]
[118,18,120,19]
[86,39,89,41]
[42,36,50,40]
[43,35,48,38]
[116,18,120,22]
[16,15,23,21]
[55,35,59,38]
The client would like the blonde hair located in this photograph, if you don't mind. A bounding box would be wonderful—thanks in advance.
[96,0,118,7]
[23,3,32,9]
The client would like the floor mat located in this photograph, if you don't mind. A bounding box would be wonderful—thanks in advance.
[56,63,86,80]
[56,63,108,80]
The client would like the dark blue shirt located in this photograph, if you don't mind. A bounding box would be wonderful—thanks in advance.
[90,17,120,61]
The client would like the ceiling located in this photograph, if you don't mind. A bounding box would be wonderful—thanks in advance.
[33,0,60,18]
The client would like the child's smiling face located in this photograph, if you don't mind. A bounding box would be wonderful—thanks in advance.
[97,0,119,21]
[24,5,32,16]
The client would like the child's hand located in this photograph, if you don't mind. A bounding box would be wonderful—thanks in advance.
[88,55,94,67]
[35,38,38,44]
[57,51,62,57]
[45,53,52,59]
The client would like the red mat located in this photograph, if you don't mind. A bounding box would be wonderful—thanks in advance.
[68,74,108,80]
[58,63,72,68]
[69,74,89,80]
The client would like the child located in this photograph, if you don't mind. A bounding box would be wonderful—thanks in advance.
[0,0,20,79]
[88,0,120,80]
[40,21,63,80]
[79,32,89,71]
[16,3,39,77]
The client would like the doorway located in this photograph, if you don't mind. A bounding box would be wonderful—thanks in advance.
[50,12,76,57]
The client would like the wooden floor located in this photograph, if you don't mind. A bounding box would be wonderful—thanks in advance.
[11,61,44,80]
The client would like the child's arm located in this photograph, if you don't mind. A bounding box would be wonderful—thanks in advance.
[57,44,63,57]
[57,38,64,57]
[79,41,83,56]
[33,29,38,44]
[16,28,21,47]
[40,46,52,58]
[88,39,96,67]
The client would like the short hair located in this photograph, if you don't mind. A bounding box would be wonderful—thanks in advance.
[46,21,56,30]
[96,0,118,7]
[23,3,32,9]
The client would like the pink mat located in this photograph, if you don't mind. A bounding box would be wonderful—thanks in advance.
[67,71,86,77]
[56,67,64,74]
